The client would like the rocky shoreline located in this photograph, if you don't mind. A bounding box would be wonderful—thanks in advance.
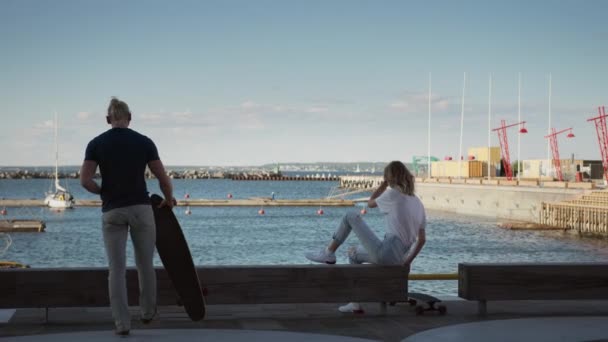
[0,169,236,180]
[0,169,338,180]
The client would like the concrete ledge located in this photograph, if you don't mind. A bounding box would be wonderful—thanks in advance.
[437,178,452,184]
[543,181,568,188]
[451,179,466,184]
[567,182,596,189]
[518,180,539,187]
[465,179,482,185]
[498,180,518,186]
[423,178,438,183]
[482,179,499,185]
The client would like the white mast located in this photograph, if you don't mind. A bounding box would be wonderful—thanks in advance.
[427,72,432,179]
[488,74,492,181]
[54,111,66,192]
[517,72,522,181]
[547,73,552,161]
[458,72,466,178]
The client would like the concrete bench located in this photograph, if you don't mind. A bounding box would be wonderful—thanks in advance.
[0,265,409,319]
[458,263,608,315]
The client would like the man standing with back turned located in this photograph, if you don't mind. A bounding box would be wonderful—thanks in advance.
[80,97,175,335]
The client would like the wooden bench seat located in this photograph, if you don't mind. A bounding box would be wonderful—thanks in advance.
[0,265,408,314]
[458,263,608,315]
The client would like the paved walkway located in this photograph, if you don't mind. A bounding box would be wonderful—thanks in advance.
[2,299,608,341]
[404,317,608,342]
[1,329,376,341]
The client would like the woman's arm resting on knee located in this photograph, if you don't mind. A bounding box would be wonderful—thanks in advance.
[403,229,426,266]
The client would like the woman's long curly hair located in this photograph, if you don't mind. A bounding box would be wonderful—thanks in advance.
[384,161,415,196]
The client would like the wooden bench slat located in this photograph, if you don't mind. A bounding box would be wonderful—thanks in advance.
[0,265,409,308]
[458,263,608,315]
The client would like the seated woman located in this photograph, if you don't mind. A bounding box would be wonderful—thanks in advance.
[305,160,426,313]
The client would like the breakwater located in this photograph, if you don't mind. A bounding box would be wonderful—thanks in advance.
[231,174,339,181]
[0,169,338,181]
[0,198,355,208]
[0,169,226,180]
[0,170,78,180]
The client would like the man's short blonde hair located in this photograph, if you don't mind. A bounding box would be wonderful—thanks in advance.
[107,97,131,121]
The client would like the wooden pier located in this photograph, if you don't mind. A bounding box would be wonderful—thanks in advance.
[339,175,384,189]
[0,198,354,208]
[0,219,45,232]
[231,175,339,181]
[540,190,608,235]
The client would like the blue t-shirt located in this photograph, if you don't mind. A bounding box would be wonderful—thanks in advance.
[84,128,159,212]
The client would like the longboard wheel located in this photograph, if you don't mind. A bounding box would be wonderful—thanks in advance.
[438,305,447,315]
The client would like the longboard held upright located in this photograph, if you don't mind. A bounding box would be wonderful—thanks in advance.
[150,194,206,321]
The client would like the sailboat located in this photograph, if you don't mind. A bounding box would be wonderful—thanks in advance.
[44,112,74,209]
[355,164,361,173]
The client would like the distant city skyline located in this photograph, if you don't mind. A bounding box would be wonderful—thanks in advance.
[1,0,607,166]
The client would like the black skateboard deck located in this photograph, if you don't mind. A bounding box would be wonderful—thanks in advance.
[407,292,446,315]
[150,194,206,321]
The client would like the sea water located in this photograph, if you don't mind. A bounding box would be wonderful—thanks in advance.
[2,178,608,295]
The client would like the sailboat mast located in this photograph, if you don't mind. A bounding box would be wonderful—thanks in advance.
[54,112,59,188]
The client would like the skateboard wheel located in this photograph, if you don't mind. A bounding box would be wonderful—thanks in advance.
[415,305,424,315]
[438,305,447,315]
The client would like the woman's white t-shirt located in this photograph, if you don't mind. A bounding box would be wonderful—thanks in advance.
[375,187,426,246]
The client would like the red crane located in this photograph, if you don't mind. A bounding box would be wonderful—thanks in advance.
[492,120,528,180]
[543,127,575,181]
[586,106,608,183]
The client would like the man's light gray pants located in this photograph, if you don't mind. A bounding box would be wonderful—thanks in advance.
[102,204,157,332]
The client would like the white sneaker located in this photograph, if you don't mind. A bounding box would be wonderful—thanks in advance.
[338,302,364,314]
[305,248,336,264]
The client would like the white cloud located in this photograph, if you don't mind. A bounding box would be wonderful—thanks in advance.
[389,92,449,113]
[171,110,192,119]
[139,112,163,123]
[76,112,93,120]
[35,120,54,129]
[240,101,260,110]
[305,106,329,113]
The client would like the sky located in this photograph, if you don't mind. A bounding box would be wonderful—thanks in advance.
[1,0,607,166]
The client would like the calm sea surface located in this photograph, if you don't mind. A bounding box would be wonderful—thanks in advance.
[2,178,608,295]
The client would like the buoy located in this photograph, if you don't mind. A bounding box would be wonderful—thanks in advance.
[185,207,192,215]
[360,208,367,215]
[227,193,233,199]
[184,193,190,199]
[0,208,6,216]
[317,208,324,215]
[258,208,265,215]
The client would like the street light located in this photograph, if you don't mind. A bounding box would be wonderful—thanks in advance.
[544,127,575,181]
[492,120,529,180]
[519,123,528,134]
